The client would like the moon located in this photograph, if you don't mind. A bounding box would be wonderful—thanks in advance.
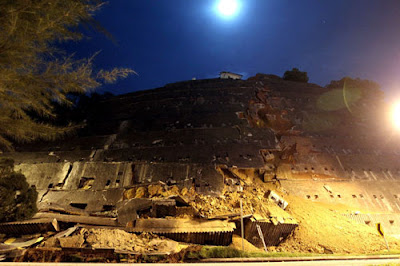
[216,0,240,18]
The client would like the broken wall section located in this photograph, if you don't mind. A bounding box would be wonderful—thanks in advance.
[15,163,72,191]
[14,161,225,216]
[133,163,224,195]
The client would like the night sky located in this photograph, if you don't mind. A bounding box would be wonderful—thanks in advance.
[68,0,400,99]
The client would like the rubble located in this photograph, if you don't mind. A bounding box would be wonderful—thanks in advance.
[131,218,235,246]
[0,218,59,235]
[278,194,400,254]
[191,169,294,223]
[265,190,288,210]
[2,175,400,260]
[242,214,297,247]
[40,228,183,254]
[229,234,262,252]
[2,75,400,261]
[33,213,118,227]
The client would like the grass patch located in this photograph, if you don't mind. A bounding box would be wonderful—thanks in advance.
[196,246,322,259]
[358,250,400,256]
[191,246,400,260]
[371,262,400,266]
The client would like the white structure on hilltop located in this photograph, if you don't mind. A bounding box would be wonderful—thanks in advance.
[219,71,243,80]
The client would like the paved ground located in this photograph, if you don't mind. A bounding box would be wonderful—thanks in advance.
[1,259,400,266]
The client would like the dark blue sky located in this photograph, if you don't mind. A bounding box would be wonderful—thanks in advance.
[69,0,400,98]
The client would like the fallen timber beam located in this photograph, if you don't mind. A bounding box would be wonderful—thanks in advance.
[33,213,118,227]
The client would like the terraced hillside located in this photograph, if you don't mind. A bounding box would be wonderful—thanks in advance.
[2,73,400,255]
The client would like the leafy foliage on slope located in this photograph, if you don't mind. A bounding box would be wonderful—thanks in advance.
[0,0,134,150]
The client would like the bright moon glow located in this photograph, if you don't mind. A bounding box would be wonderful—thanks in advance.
[217,0,239,18]
[392,103,400,129]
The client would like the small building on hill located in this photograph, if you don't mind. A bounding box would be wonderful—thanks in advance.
[220,71,243,80]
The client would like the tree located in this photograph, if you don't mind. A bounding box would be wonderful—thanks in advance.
[325,77,383,100]
[283,68,309,83]
[0,0,134,150]
[0,158,37,222]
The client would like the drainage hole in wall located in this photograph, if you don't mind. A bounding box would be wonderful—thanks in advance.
[70,203,87,210]
[102,205,115,211]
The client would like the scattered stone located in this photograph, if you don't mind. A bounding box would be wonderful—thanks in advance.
[135,187,147,198]
[181,187,188,196]
[148,184,163,197]
[58,234,84,248]
[124,188,136,200]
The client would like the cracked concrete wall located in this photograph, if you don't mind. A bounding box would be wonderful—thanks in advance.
[133,163,224,194]
[63,162,133,190]
[2,75,400,216]
[14,161,225,192]
[14,162,132,213]
[281,180,400,213]
[39,189,124,213]
[15,163,72,190]
[13,161,224,212]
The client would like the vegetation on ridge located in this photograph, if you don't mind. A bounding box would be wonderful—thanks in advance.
[283,68,309,83]
[0,0,134,150]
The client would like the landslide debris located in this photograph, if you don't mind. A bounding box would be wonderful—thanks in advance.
[6,166,400,258]
[122,169,295,223]
[123,167,400,255]
[277,195,400,254]
[123,184,196,201]
[191,168,294,221]
[229,235,262,253]
[41,228,183,254]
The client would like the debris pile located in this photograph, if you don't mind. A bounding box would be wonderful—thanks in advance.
[191,189,292,221]
[278,195,400,254]
[3,165,400,261]
[229,234,262,252]
[41,227,183,254]
[131,218,235,246]
[190,168,294,223]
[123,183,196,201]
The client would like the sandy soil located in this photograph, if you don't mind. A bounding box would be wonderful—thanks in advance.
[41,228,183,254]
[114,168,400,254]
[229,234,264,253]
[277,195,400,254]
[201,168,400,254]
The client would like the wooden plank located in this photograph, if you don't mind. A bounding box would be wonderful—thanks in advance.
[33,213,118,226]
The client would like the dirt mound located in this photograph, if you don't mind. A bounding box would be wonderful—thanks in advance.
[229,234,263,253]
[119,167,400,255]
[277,195,400,254]
[191,189,291,221]
[212,168,400,254]
[191,169,294,222]
[41,228,183,254]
